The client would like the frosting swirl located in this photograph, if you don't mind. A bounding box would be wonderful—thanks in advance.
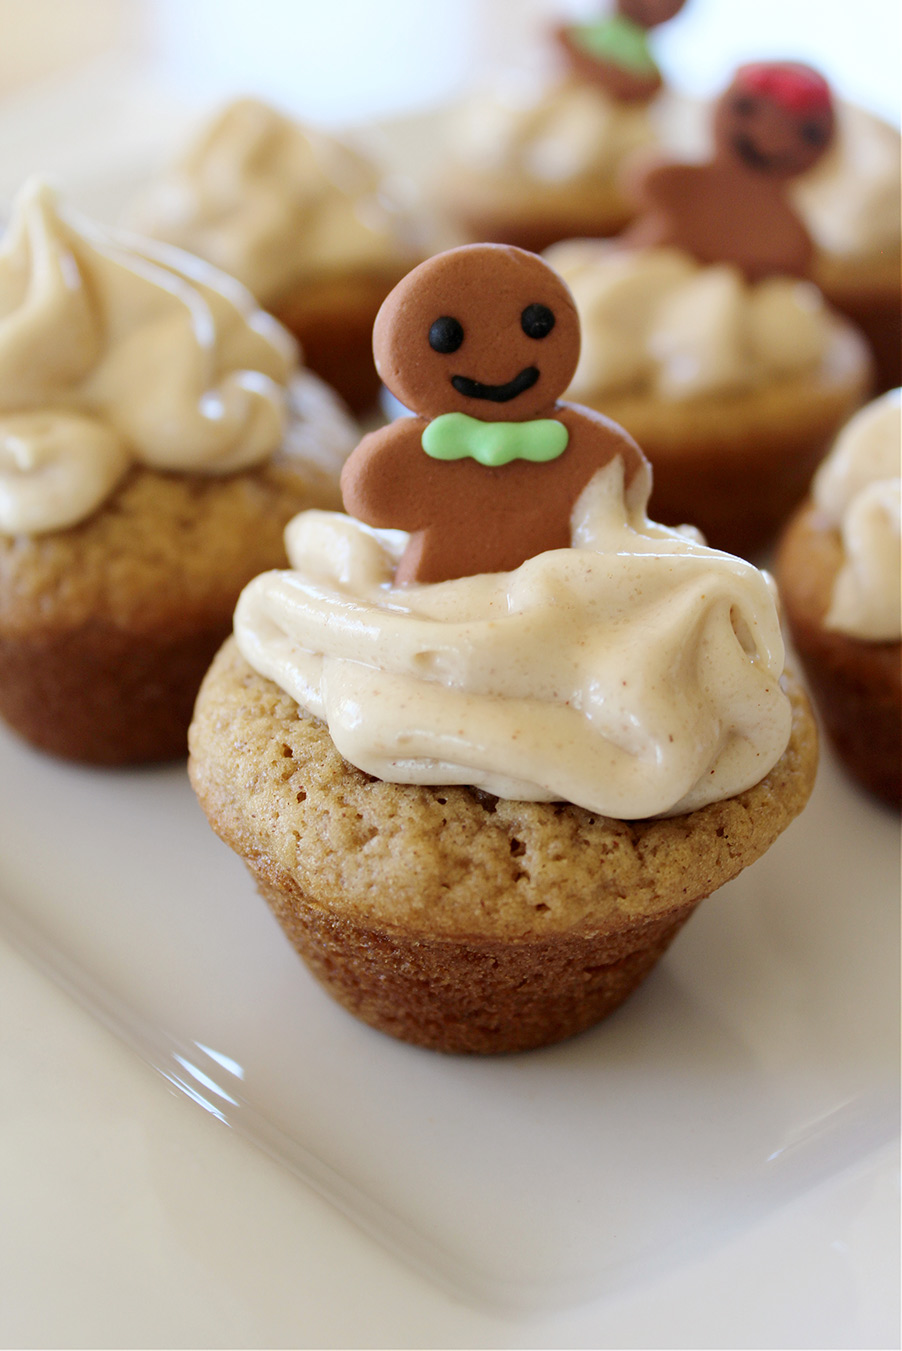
[812,389,901,642]
[545,242,831,402]
[0,179,297,535]
[792,103,901,262]
[452,74,654,187]
[234,458,791,819]
[126,98,416,305]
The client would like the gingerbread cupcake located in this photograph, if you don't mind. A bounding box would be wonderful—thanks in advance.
[125,98,424,413]
[436,2,688,254]
[777,389,901,807]
[546,62,873,556]
[189,244,818,1055]
[0,180,358,766]
[793,102,901,395]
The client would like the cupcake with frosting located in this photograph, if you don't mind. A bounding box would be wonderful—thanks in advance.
[546,62,874,556]
[0,180,357,765]
[436,1,688,254]
[792,103,901,395]
[189,245,818,1054]
[125,98,424,414]
[777,390,901,807]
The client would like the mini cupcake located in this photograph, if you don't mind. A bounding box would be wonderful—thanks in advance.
[792,103,901,395]
[0,180,357,766]
[435,2,688,254]
[189,245,818,1054]
[125,98,424,413]
[546,62,874,556]
[777,390,901,807]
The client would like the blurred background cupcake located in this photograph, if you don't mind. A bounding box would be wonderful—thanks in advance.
[124,98,428,413]
[777,390,901,808]
[0,179,357,765]
[433,1,691,253]
[546,60,875,556]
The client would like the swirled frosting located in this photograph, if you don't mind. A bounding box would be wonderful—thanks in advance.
[234,458,791,819]
[452,73,654,186]
[0,179,298,535]
[544,242,831,402]
[792,103,901,262]
[812,389,901,642]
[126,98,416,306]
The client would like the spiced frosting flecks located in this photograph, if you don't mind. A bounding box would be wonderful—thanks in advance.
[813,389,901,642]
[0,179,297,535]
[545,241,831,402]
[234,458,792,820]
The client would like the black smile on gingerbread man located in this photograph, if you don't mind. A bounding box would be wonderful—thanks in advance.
[340,244,647,585]
[623,62,836,281]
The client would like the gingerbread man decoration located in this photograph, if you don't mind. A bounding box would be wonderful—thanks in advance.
[623,62,836,280]
[554,0,687,104]
[340,244,647,585]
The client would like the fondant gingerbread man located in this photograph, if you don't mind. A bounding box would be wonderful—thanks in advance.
[554,0,687,104]
[340,244,647,585]
[624,62,836,280]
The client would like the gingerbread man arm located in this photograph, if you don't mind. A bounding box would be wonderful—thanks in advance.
[556,403,651,503]
[340,417,445,533]
[620,159,698,250]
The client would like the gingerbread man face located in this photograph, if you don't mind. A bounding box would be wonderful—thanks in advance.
[617,0,685,29]
[714,63,835,179]
[373,244,581,423]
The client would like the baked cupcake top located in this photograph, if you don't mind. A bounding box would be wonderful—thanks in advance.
[810,388,901,641]
[0,179,302,535]
[545,241,832,401]
[233,244,792,820]
[125,98,419,307]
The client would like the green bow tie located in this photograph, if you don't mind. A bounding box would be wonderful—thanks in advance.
[570,16,655,74]
[421,412,569,468]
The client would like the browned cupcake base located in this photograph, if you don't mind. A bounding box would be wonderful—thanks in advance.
[777,501,901,807]
[189,641,818,1054]
[272,268,412,414]
[256,872,697,1053]
[0,441,343,766]
[584,322,872,557]
[447,205,636,258]
[814,249,902,396]
[0,616,230,765]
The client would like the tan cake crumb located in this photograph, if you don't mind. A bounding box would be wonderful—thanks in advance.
[188,640,818,1052]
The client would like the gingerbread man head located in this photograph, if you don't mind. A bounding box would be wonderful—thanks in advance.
[617,0,685,30]
[373,244,581,423]
[714,62,835,180]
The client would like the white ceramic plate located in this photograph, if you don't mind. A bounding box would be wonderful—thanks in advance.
[1,709,898,1316]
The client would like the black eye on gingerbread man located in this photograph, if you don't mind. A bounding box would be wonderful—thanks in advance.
[428,316,464,354]
[340,244,648,584]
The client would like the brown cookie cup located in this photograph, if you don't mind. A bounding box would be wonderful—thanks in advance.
[776,500,901,808]
[581,320,872,556]
[189,640,818,1054]
[445,187,636,258]
[0,449,341,766]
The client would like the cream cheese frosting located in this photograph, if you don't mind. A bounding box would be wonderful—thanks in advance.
[0,179,307,536]
[544,242,831,402]
[452,73,655,187]
[812,389,901,641]
[234,457,792,819]
[125,98,416,306]
[792,102,901,262]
